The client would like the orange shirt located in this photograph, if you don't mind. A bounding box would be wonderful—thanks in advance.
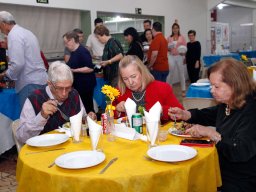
[147,33,168,71]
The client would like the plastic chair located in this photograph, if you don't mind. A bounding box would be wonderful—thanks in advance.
[183,98,217,110]
[12,119,23,153]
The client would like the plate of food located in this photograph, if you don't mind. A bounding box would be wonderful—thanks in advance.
[117,116,127,124]
[168,122,193,138]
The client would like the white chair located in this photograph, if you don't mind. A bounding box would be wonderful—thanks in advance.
[183,98,217,110]
[12,119,23,153]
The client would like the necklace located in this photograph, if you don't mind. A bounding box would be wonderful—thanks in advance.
[132,90,146,102]
[225,104,231,116]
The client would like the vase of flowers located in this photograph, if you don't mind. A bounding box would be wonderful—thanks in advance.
[101,85,120,141]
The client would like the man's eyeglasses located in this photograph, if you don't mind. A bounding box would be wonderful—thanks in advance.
[50,81,72,92]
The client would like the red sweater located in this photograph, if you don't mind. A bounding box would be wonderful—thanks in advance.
[116,80,184,120]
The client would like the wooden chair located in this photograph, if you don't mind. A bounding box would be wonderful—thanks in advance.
[11,119,23,153]
[183,98,217,110]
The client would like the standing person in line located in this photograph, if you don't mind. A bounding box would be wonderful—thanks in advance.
[140,19,152,43]
[94,25,123,86]
[64,28,85,63]
[166,22,187,97]
[0,11,47,107]
[123,27,144,61]
[186,30,201,83]
[147,22,169,82]
[86,18,105,59]
[63,31,96,113]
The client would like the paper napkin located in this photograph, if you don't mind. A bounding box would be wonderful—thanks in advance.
[144,102,162,146]
[124,98,136,127]
[87,116,102,150]
[70,110,83,142]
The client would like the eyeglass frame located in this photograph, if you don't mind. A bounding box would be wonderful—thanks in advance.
[50,81,73,92]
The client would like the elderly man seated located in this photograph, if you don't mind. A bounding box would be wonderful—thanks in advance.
[16,61,96,144]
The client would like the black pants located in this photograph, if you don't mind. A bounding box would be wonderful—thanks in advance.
[187,64,200,83]
[77,87,95,113]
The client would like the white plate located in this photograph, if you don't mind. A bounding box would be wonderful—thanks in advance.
[147,145,197,162]
[26,134,69,147]
[55,150,105,169]
[191,82,210,87]
[168,128,192,138]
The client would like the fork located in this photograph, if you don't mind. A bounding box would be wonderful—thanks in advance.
[173,114,177,128]
[56,107,70,121]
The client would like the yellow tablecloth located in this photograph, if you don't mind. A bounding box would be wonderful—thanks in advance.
[16,123,221,192]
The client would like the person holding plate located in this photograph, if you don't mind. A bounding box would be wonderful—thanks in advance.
[168,59,256,191]
[166,22,187,97]
[16,61,96,144]
[115,55,183,121]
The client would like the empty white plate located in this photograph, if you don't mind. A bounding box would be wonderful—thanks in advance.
[191,83,210,87]
[55,150,105,169]
[147,145,197,162]
[26,134,69,147]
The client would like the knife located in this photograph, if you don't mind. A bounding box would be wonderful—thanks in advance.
[99,157,118,174]
[25,147,65,155]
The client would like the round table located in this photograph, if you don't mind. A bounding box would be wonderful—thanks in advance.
[16,123,221,192]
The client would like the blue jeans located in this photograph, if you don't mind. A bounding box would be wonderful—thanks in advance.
[151,70,169,82]
[18,84,46,108]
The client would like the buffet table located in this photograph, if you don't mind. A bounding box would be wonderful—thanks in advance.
[0,88,20,154]
[203,53,240,67]
[16,122,222,192]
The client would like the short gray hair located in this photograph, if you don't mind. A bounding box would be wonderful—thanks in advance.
[0,11,16,25]
[48,61,73,83]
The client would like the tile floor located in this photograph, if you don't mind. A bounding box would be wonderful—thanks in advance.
[0,82,186,191]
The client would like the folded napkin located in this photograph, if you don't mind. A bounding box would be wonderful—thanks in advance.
[113,123,147,141]
[70,110,83,141]
[144,101,162,122]
[144,102,162,146]
[87,116,102,150]
[124,98,136,127]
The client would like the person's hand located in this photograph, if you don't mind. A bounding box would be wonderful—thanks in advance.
[41,99,58,119]
[87,112,97,121]
[195,61,200,69]
[116,101,126,112]
[100,60,110,67]
[168,107,191,121]
[185,125,221,143]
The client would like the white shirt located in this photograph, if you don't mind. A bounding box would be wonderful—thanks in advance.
[16,86,86,144]
[86,33,104,57]
[6,25,47,92]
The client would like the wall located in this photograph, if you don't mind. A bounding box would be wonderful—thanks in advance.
[0,0,208,54]
[217,6,253,51]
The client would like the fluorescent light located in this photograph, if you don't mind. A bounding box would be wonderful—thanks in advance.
[240,23,254,26]
[217,3,228,10]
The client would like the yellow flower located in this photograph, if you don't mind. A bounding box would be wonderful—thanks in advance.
[101,85,120,102]
[241,55,248,61]
[0,62,6,66]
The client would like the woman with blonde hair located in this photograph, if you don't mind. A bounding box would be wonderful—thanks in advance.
[115,55,183,120]
[169,59,256,191]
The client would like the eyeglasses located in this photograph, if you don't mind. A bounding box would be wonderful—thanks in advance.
[50,81,72,92]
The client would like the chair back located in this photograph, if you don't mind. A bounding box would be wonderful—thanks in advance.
[183,98,217,110]
[12,119,22,153]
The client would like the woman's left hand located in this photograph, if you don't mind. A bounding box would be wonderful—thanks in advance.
[87,112,97,121]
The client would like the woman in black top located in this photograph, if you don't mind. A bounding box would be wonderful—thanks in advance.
[169,59,256,192]
[186,30,201,83]
[123,27,144,61]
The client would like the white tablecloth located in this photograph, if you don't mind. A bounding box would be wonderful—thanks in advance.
[0,114,15,155]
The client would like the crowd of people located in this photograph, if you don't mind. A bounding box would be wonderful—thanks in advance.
[1,10,256,191]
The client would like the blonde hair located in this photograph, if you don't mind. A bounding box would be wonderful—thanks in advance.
[118,55,154,94]
[207,58,256,108]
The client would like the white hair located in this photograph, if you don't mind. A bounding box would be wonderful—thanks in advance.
[0,11,16,24]
[48,61,73,83]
